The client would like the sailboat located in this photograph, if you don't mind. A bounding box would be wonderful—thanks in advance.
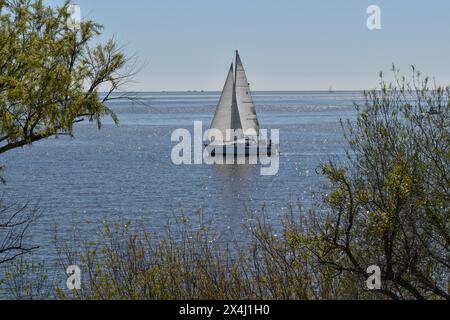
[206,51,277,156]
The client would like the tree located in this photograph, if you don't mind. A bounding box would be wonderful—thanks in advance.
[0,0,134,265]
[0,0,134,155]
[311,66,449,300]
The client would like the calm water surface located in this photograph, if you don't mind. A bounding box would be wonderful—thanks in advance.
[1,91,363,265]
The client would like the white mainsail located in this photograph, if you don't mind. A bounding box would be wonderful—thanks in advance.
[209,51,259,142]
[208,64,242,142]
[235,52,260,135]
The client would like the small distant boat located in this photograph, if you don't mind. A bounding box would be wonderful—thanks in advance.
[428,106,443,115]
[205,51,278,156]
[421,106,443,117]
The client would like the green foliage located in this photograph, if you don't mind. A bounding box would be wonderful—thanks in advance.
[49,210,349,300]
[1,255,50,300]
[0,0,132,288]
[0,0,130,154]
[313,66,450,300]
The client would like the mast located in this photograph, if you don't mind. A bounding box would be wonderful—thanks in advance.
[230,51,242,139]
[234,50,238,86]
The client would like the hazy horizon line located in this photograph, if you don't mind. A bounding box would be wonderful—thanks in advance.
[103,89,367,94]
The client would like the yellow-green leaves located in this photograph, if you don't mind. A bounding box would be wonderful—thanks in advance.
[315,66,449,299]
[386,160,413,200]
[0,0,128,153]
[368,210,395,235]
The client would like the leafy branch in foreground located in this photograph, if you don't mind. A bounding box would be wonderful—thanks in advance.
[0,0,136,269]
[51,211,344,300]
[0,0,136,155]
[311,66,449,300]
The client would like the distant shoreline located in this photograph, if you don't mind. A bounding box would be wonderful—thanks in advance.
[100,90,366,94]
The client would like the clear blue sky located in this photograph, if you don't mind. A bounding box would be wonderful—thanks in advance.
[46,0,450,91]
